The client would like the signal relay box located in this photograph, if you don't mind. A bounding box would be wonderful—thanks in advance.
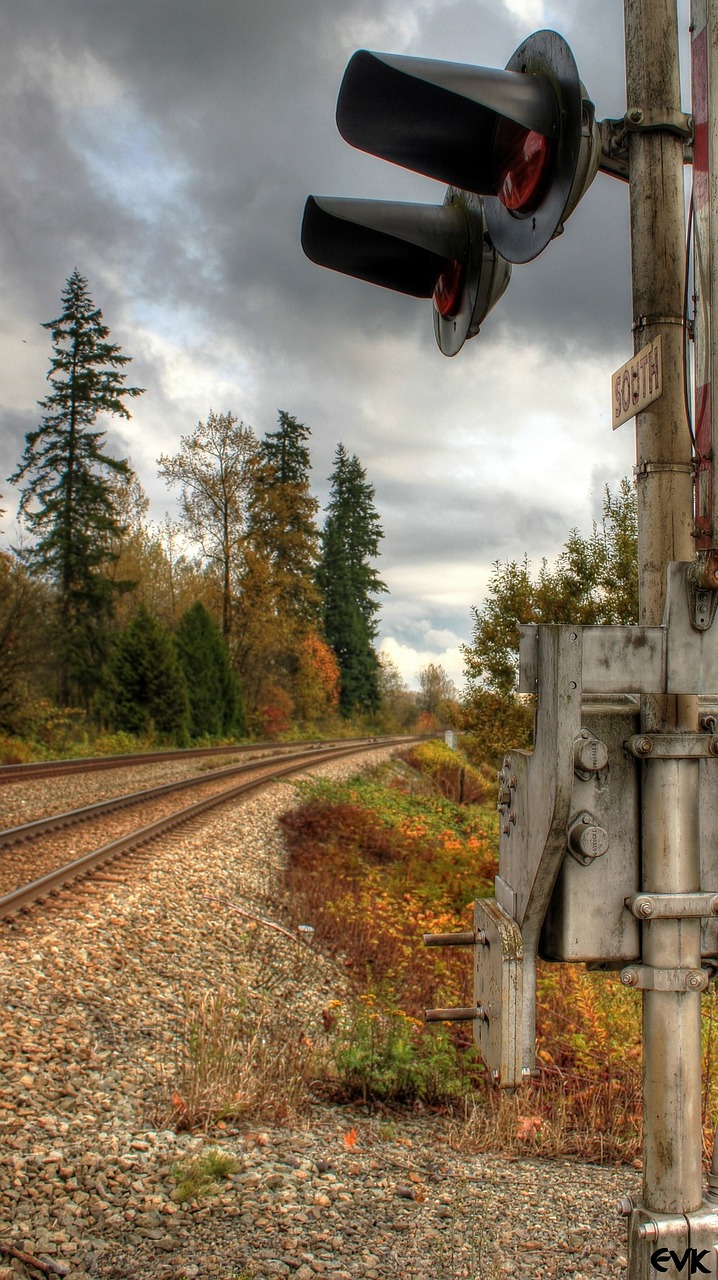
[539,699,641,965]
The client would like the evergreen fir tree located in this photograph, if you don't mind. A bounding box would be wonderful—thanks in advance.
[104,604,189,741]
[175,601,246,738]
[246,410,321,622]
[317,444,386,716]
[238,411,321,715]
[9,270,144,706]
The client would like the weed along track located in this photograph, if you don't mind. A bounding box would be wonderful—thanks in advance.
[0,737,417,918]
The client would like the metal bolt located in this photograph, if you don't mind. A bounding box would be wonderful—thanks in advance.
[637,1222,659,1242]
[710,738,718,757]
[687,971,705,990]
[621,968,639,987]
[634,736,653,756]
[627,107,644,125]
[617,1196,634,1218]
[711,897,718,916]
[636,897,655,918]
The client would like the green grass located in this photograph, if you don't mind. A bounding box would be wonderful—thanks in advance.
[171,1147,238,1203]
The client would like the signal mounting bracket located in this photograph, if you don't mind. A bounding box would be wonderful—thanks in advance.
[598,111,694,182]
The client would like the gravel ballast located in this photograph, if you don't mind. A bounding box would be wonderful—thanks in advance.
[0,748,639,1280]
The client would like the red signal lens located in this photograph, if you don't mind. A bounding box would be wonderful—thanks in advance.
[495,119,553,215]
[433,259,465,317]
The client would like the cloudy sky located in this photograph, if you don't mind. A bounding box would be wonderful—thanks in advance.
[0,0,692,688]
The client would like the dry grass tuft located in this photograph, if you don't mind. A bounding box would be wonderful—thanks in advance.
[163,986,319,1130]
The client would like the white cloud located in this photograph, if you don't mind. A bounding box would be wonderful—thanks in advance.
[502,0,546,25]
[380,635,465,691]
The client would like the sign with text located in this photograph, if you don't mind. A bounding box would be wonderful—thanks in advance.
[612,335,663,428]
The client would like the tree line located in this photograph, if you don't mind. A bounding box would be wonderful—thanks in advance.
[0,270,411,745]
[1,270,637,758]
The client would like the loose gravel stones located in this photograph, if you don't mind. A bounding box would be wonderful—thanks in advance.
[0,748,639,1279]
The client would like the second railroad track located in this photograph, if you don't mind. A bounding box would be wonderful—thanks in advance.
[0,737,415,919]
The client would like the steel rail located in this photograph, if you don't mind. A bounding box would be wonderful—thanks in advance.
[0,736,417,919]
[0,739,359,850]
[0,736,357,785]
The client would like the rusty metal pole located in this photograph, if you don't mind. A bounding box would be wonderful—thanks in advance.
[623,1,702,1275]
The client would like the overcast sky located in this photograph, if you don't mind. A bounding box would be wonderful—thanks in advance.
[0,0,692,688]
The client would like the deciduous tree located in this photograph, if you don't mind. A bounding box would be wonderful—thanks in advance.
[0,550,54,732]
[416,662,459,718]
[376,652,418,730]
[462,480,638,762]
[158,411,257,644]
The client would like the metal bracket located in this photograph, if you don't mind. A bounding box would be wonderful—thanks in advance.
[624,106,693,140]
[473,898,523,1088]
[634,459,695,473]
[598,118,630,180]
[620,964,711,992]
[627,892,718,920]
[598,111,694,181]
[627,732,718,758]
[687,552,718,631]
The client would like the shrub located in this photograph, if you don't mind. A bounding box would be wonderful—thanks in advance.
[400,739,495,804]
[103,605,189,743]
[327,992,468,1105]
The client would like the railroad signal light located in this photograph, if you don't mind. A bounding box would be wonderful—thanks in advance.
[335,31,600,265]
[301,187,511,356]
[301,29,600,354]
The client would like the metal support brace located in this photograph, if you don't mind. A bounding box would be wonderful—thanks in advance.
[626,892,718,919]
[620,964,711,992]
[628,732,718,757]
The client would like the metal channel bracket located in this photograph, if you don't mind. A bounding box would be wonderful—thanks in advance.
[473,897,523,1088]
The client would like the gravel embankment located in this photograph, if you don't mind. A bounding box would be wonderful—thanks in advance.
[0,748,639,1280]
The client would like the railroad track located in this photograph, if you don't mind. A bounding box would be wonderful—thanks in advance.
[0,736,415,919]
[0,736,345,784]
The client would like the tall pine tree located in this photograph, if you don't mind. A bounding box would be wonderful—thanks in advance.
[9,270,144,706]
[246,411,320,622]
[238,411,321,716]
[318,444,386,716]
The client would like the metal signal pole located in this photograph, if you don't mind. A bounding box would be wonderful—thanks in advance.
[623,0,704,1275]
